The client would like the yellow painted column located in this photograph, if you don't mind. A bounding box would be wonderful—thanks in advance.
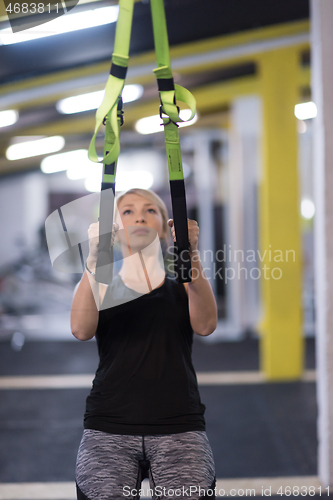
[257,48,303,380]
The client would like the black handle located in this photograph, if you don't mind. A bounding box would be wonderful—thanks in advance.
[95,185,115,284]
[173,245,192,284]
[169,179,192,283]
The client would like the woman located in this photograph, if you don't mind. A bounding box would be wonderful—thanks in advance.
[71,188,217,500]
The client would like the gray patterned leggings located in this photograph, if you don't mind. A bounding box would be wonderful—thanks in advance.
[75,429,216,500]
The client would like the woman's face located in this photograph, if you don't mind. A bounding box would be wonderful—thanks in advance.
[115,193,165,251]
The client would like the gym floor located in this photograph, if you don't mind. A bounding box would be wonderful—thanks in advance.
[0,334,320,499]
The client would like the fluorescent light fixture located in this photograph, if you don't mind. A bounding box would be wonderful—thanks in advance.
[85,165,103,192]
[57,91,104,115]
[0,109,18,127]
[115,170,154,191]
[85,169,154,193]
[56,84,143,115]
[67,158,94,179]
[122,84,144,104]
[135,115,163,135]
[135,110,198,135]
[294,102,317,121]
[41,149,93,174]
[0,5,119,45]
[7,136,65,161]
[301,199,315,220]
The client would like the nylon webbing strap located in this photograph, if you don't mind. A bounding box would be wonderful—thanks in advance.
[95,104,121,284]
[88,0,197,284]
[110,63,128,79]
[150,0,196,283]
[89,0,134,284]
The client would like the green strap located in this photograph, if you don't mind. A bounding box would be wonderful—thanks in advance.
[150,0,171,70]
[158,82,196,122]
[102,108,117,186]
[163,118,183,181]
[88,0,195,165]
[88,0,195,283]
[94,102,122,284]
[150,0,196,125]
[88,74,122,165]
[150,0,194,283]
[88,0,134,164]
[113,0,134,56]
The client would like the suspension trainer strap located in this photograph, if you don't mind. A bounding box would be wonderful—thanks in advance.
[88,0,134,165]
[89,0,134,284]
[163,119,192,283]
[150,0,196,283]
[89,0,196,284]
[94,105,118,284]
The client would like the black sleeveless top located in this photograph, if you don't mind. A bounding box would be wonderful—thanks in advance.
[84,273,206,435]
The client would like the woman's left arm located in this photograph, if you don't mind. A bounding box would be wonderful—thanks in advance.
[168,219,218,336]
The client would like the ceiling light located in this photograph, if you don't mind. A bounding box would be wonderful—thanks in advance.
[0,5,119,45]
[41,149,92,174]
[122,84,144,103]
[66,151,96,179]
[115,170,154,191]
[301,199,315,220]
[6,136,65,161]
[84,169,154,193]
[85,165,103,192]
[57,91,104,115]
[0,109,18,127]
[135,110,198,135]
[135,115,163,135]
[56,84,143,114]
[67,164,90,180]
[294,102,317,121]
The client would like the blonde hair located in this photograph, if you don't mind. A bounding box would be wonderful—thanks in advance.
[115,188,171,249]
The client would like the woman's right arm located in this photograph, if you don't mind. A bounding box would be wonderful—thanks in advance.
[70,222,117,341]
[70,258,100,341]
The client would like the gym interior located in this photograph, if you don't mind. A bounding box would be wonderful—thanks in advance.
[0,0,332,498]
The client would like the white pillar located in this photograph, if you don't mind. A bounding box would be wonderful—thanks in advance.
[311,0,333,487]
[193,131,217,293]
[227,96,262,334]
[0,172,48,268]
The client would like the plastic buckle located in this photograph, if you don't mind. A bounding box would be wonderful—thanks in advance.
[159,104,171,125]
[118,111,124,127]
[102,96,124,127]
[159,104,179,128]
[117,96,124,127]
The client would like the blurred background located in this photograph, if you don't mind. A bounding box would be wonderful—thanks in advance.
[0,0,332,498]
